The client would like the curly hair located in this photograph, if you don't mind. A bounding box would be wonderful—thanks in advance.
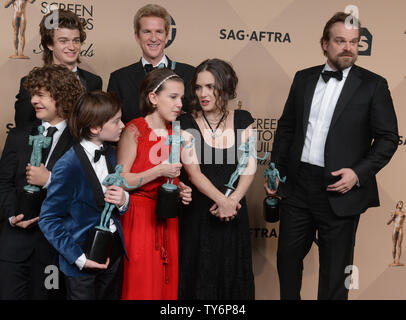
[24,64,85,119]
[190,58,238,114]
[40,9,87,65]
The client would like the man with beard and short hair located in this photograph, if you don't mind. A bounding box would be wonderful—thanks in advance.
[265,12,398,300]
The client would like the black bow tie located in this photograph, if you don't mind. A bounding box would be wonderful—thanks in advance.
[144,63,166,73]
[94,146,107,162]
[321,70,343,83]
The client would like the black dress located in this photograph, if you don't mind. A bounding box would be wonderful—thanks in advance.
[178,110,255,300]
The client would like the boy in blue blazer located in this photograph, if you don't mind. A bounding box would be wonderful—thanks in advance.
[39,91,129,300]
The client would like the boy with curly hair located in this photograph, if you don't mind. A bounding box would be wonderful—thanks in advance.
[0,64,84,300]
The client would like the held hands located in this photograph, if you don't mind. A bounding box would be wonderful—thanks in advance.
[84,258,110,270]
[104,185,126,207]
[10,214,39,229]
[210,195,241,222]
[327,168,358,194]
[159,162,182,178]
[26,163,50,186]
[178,181,192,205]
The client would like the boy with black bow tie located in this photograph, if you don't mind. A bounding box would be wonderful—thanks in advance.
[39,91,130,300]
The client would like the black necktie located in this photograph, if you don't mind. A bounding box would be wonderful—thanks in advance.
[321,70,343,83]
[42,126,58,164]
[94,146,107,163]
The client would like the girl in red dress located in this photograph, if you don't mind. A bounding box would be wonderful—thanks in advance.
[117,68,192,300]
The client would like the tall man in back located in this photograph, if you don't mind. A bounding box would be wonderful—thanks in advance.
[108,3,195,124]
[14,9,102,127]
[266,12,398,300]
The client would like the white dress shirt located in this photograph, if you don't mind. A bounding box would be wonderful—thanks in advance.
[42,120,67,189]
[301,63,352,167]
[75,139,129,270]
[141,55,168,68]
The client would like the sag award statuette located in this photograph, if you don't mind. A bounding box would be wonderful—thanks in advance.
[18,125,52,220]
[155,124,194,219]
[263,162,286,223]
[224,136,270,198]
[85,164,142,264]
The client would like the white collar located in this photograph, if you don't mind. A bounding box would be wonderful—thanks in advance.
[141,55,168,68]
[80,139,104,156]
[41,119,67,132]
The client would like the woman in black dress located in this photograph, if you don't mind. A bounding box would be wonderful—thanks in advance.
[178,59,256,299]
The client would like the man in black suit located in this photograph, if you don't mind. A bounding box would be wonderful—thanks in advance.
[108,3,195,124]
[0,64,84,299]
[14,9,102,128]
[266,12,398,300]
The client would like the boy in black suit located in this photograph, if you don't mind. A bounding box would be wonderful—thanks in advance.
[14,9,102,127]
[0,64,84,299]
[108,3,195,124]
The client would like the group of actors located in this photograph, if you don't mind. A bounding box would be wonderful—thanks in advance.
[0,4,399,301]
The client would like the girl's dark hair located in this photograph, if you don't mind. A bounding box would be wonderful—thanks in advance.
[69,91,122,141]
[139,68,183,116]
[190,58,238,114]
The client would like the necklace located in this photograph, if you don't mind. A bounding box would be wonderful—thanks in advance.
[202,111,227,138]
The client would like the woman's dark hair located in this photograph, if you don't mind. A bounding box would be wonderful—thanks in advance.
[190,58,238,114]
[69,91,122,141]
[139,68,183,116]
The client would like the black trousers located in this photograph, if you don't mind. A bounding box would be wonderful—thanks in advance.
[65,232,123,300]
[0,251,51,300]
[277,162,360,300]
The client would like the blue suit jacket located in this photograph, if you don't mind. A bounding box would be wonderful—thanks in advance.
[39,143,128,277]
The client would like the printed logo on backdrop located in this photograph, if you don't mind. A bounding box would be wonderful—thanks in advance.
[32,2,95,57]
[250,227,277,239]
[219,29,291,43]
[344,5,372,56]
[253,117,277,167]
[5,0,36,59]
[165,16,176,48]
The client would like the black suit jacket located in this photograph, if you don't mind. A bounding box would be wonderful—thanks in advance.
[14,67,102,128]
[271,64,399,217]
[107,56,195,124]
[0,120,74,263]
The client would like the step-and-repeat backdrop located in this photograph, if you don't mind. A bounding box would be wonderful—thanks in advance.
[0,0,405,299]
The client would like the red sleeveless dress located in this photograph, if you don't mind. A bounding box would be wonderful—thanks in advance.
[121,117,179,300]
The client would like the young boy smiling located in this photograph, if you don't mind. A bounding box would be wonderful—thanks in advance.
[0,64,84,299]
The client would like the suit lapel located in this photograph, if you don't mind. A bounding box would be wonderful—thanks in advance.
[130,60,146,92]
[302,66,323,136]
[76,68,88,90]
[73,143,105,210]
[329,65,362,129]
[46,127,73,170]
